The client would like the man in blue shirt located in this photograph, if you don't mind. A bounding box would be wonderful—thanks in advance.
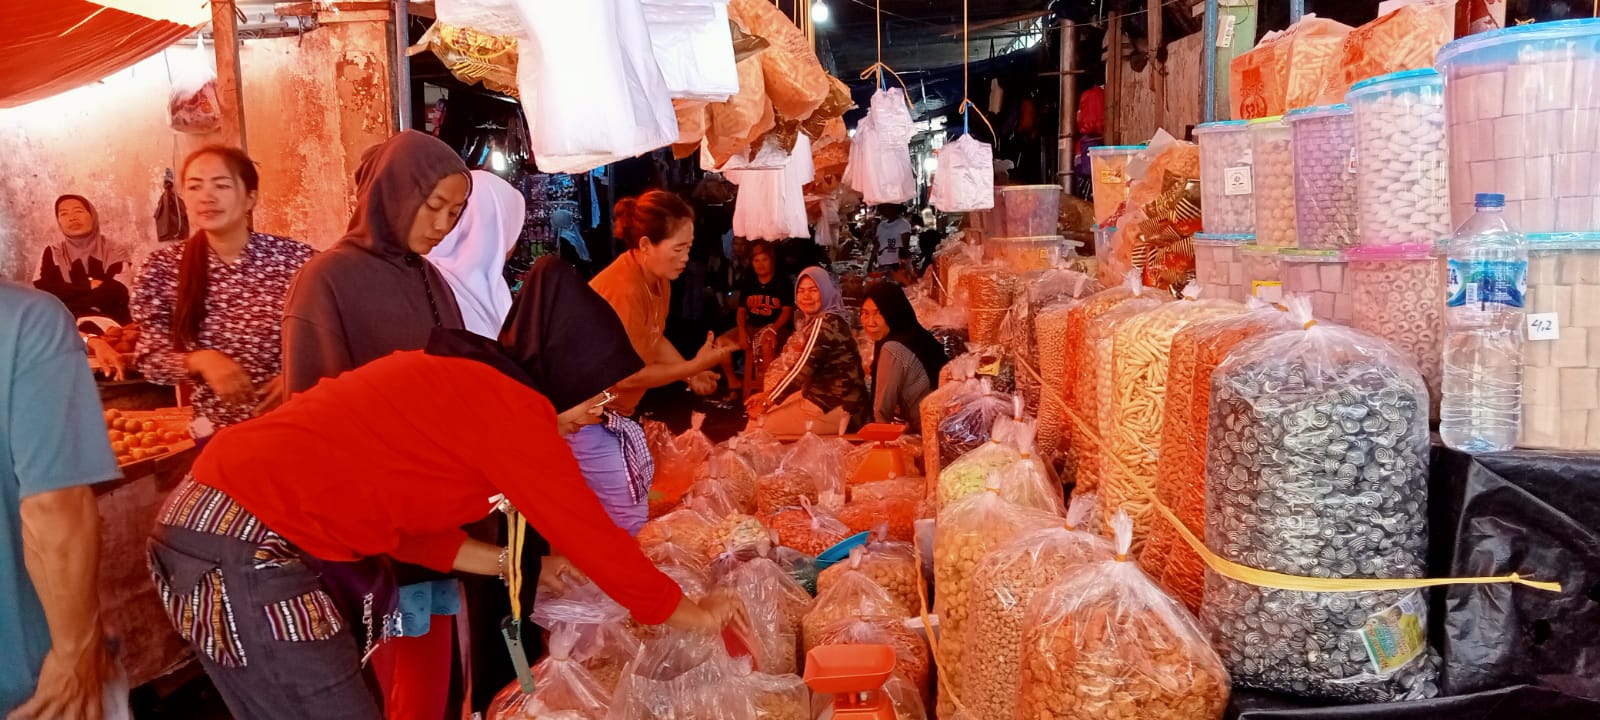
[2,282,119,718]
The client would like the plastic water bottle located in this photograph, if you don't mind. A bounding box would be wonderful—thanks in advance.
[1440,193,1527,452]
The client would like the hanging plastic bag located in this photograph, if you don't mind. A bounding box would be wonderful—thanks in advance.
[705,54,772,168]
[816,541,919,618]
[728,134,815,241]
[640,0,740,101]
[845,88,917,205]
[514,0,678,173]
[766,499,850,556]
[487,626,611,719]
[1017,512,1231,719]
[932,476,1063,718]
[935,379,1015,468]
[1201,296,1437,702]
[931,134,996,213]
[168,42,222,135]
[959,496,1116,720]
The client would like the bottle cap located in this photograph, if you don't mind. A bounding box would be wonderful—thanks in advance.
[1475,193,1506,208]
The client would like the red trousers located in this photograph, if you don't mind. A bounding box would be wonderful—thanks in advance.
[370,621,457,720]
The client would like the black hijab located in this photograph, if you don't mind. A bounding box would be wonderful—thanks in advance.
[867,282,948,386]
[499,257,645,412]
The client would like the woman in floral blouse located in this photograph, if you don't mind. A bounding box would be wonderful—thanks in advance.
[132,146,314,431]
[745,266,869,435]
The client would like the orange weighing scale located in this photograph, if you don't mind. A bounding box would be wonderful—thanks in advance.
[803,644,898,720]
[846,423,908,486]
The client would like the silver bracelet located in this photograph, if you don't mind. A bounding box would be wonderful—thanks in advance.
[498,546,511,586]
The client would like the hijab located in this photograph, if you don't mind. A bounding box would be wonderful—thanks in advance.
[48,195,129,278]
[794,265,846,335]
[500,257,644,412]
[344,130,471,260]
[428,170,526,338]
[866,281,948,385]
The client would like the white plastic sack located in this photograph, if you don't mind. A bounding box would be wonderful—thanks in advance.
[515,0,680,174]
[435,0,527,36]
[728,134,814,241]
[844,88,916,205]
[168,43,221,135]
[701,134,790,173]
[930,134,995,213]
[641,0,739,102]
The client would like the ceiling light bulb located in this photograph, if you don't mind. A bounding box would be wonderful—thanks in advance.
[811,1,830,24]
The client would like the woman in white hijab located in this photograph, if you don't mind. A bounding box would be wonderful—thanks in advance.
[427,170,527,338]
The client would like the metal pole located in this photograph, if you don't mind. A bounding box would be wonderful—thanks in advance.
[1202,0,1219,122]
[1107,12,1123,144]
[393,0,413,131]
[210,0,247,150]
[1148,0,1164,129]
[1289,0,1304,23]
[1058,19,1077,190]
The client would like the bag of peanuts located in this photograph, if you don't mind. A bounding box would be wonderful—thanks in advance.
[709,513,771,558]
[1140,301,1295,613]
[1063,271,1170,488]
[528,585,642,696]
[817,541,919,618]
[729,418,785,476]
[731,661,810,720]
[838,476,921,541]
[1018,512,1230,720]
[1076,293,1170,501]
[932,476,1064,717]
[803,563,903,653]
[1103,290,1244,550]
[486,626,611,720]
[779,422,848,509]
[685,449,760,517]
[756,467,821,516]
[1200,296,1438,702]
[958,495,1117,720]
[608,628,753,720]
[815,615,932,699]
[766,499,851,556]
[716,551,813,674]
[638,507,720,566]
[936,379,1016,468]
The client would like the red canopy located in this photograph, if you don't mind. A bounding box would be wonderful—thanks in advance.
[0,1,200,108]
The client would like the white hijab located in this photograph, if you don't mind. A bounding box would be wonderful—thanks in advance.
[428,170,526,338]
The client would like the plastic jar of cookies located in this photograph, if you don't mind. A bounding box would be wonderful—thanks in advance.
[1347,68,1450,247]
[986,236,1064,274]
[1249,117,1297,248]
[1520,232,1600,450]
[1347,243,1445,418]
[1278,249,1352,324]
[1089,145,1145,225]
[1195,120,1255,235]
[1193,233,1251,303]
[997,185,1063,237]
[1437,19,1600,234]
[1286,104,1357,250]
[1239,244,1285,303]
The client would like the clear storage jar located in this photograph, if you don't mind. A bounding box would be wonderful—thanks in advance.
[1347,243,1445,418]
[996,185,1063,237]
[986,236,1065,274]
[1089,145,1145,225]
[1438,19,1600,235]
[1520,232,1600,450]
[1239,244,1285,303]
[1279,249,1352,324]
[1194,232,1251,303]
[1286,104,1357,249]
[1249,117,1297,248]
[1348,69,1450,246]
[1196,120,1256,235]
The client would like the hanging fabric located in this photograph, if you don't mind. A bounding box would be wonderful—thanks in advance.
[154,168,189,242]
[728,133,814,241]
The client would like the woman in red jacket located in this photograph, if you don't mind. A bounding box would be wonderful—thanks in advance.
[147,266,730,719]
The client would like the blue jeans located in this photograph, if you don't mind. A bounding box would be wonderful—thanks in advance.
[567,423,648,535]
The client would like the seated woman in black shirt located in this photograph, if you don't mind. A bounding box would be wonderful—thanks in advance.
[719,241,792,393]
[35,195,132,324]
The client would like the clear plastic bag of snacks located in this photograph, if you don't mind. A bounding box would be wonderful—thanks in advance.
[1141,302,1293,612]
[816,541,919,618]
[1104,291,1243,548]
[937,414,1021,510]
[1077,294,1168,500]
[685,450,759,517]
[766,499,850,556]
[168,43,222,135]
[709,513,770,558]
[608,629,752,720]
[802,564,902,653]
[1018,512,1230,720]
[756,467,821,516]
[936,379,1016,468]
[932,477,1064,718]
[729,418,785,476]
[780,422,847,508]
[637,508,719,566]
[774,545,820,596]
[1229,16,1355,119]
[1333,0,1453,99]
[920,356,978,480]
[528,584,641,696]
[838,477,921,542]
[734,661,810,720]
[1201,297,1437,702]
[959,495,1116,720]
[716,550,813,675]
[814,614,931,698]
[1063,272,1169,487]
[487,626,611,719]
[993,417,1065,516]
[651,413,716,517]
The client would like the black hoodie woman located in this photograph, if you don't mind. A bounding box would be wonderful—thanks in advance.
[35,195,133,324]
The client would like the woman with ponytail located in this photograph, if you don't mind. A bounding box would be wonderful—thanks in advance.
[131,146,313,430]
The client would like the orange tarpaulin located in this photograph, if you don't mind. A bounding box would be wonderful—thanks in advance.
[1,1,200,108]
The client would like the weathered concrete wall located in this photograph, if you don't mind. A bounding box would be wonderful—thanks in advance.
[0,19,394,282]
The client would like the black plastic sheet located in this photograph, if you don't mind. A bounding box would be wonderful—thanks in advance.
[1228,684,1600,719]
[1428,446,1600,701]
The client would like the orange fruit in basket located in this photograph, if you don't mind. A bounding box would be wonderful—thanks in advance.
[142,421,158,433]
[112,441,127,454]
[163,431,184,444]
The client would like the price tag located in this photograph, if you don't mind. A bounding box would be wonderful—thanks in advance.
[1527,313,1560,341]
[1252,280,1283,304]
[1218,15,1238,48]
[1224,166,1253,196]
[1347,147,1358,174]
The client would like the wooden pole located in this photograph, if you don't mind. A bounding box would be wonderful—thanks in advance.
[1148,0,1164,131]
[1107,12,1123,144]
[1058,19,1077,189]
[211,0,247,150]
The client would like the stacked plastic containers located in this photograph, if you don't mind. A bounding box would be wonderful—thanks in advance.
[1249,117,1297,248]
[1286,105,1358,249]
[1193,233,1251,303]
[1521,233,1600,450]
[1348,69,1452,247]
[1347,244,1446,418]
[1438,19,1600,235]
[1195,121,1256,235]
[1240,244,1285,303]
[985,185,1064,273]
[1279,249,1352,323]
[1089,145,1145,225]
